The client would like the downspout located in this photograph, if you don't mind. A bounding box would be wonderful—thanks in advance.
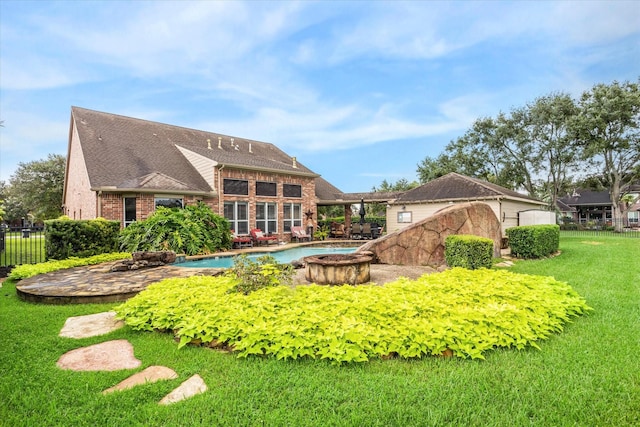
[218,165,225,214]
[97,191,103,218]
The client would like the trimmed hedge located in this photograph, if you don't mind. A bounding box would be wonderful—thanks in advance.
[445,235,493,270]
[45,217,120,260]
[506,224,560,259]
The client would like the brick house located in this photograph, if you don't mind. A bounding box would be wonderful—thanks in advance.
[62,107,331,242]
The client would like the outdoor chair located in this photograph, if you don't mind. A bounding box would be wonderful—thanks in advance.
[330,222,345,238]
[231,231,253,249]
[250,228,278,246]
[362,223,372,239]
[291,226,312,242]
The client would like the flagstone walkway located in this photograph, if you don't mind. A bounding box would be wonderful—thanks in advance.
[57,311,207,405]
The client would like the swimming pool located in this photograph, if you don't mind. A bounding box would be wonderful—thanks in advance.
[180,246,359,268]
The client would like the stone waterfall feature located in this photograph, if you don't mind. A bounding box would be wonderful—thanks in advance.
[356,202,502,267]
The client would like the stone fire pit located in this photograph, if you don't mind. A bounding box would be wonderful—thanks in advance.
[304,253,373,285]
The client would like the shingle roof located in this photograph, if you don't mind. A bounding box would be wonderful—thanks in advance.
[314,177,402,204]
[396,172,543,204]
[555,198,576,212]
[71,106,318,193]
[315,177,344,203]
[558,189,611,207]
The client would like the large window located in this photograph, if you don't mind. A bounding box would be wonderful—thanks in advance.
[224,179,249,195]
[256,181,277,197]
[283,184,302,198]
[629,211,639,225]
[283,203,302,232]
[155,197,183,209]
[124,197,136,227]
[224,201,249,234]
[256,202,277,234]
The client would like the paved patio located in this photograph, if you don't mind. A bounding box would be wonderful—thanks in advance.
[16,263,223,304]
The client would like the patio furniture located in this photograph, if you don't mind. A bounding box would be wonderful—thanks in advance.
[291,226,312,242]
[362,223,372,239]
[250,228,278,246]
[232,231,253,249]
[330,222,345,238]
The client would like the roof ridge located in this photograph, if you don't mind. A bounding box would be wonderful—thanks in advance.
[71,106,279,149]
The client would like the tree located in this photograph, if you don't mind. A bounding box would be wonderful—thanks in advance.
[371,178,419,192]
[573,80,640,232]
[8,154,66,222]
[418,93,583,206]
[368,178,419,216]
[524,93,581,207]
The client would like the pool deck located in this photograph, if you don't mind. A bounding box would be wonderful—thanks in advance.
[15,241,367,304]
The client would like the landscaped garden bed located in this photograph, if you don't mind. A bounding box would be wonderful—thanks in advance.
[115,267,591,363]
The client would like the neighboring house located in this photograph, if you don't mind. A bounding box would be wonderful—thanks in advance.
[558,188,640,229]
[63,107,322,241]
[385,173,548,236]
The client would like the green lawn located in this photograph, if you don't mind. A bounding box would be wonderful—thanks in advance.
[0,232,46,266]
[0,236,638,426]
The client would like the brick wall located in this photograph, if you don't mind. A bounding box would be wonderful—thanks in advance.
[63,125,98,220]
[93,167,317,239]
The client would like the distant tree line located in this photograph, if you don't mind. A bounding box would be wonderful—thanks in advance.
[409,79,639,232]
[0,154,65,226]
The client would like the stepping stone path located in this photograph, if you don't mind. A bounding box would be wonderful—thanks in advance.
[59,311,125,339]
[57,311,207,404]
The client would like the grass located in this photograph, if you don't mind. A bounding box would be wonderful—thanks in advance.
[1,235,638,426]
[0,232,46,266]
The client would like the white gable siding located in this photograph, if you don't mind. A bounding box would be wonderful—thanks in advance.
[387,199,545,236]
[387,201,500,233]
[175,145,217,189]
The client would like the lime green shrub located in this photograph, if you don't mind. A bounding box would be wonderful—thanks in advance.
[115,268,591,362]
[445,235,493,269]
[119,203,233,255]
[506,224,560,259]
[8,252,131,280]
[45,217,120,260]
[227,254,294,294]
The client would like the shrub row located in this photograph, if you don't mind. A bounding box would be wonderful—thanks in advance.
[45,217,120,260]
[506,224,560,259]
[444,235,493,269]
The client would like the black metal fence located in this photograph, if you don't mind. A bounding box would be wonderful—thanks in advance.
[0,226,46,267]
[559,219,640,238]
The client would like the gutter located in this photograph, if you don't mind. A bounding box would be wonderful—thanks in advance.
[91,187,217,197]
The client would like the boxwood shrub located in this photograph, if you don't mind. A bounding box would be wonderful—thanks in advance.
[506,224,560,259]
[445,234,493,270]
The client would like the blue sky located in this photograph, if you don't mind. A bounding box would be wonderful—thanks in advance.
[1,1,638,193]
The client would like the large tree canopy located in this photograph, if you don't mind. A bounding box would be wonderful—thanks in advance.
[415,80,639,226]
[6,154,66,222]
[418,93,582,204]
[573,79,640,231]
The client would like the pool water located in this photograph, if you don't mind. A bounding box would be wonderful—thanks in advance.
[180,246,358,268]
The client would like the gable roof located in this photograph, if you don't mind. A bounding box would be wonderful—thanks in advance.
[71,106,318,194]
[395,172,543,205]
[555,198,576,213]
